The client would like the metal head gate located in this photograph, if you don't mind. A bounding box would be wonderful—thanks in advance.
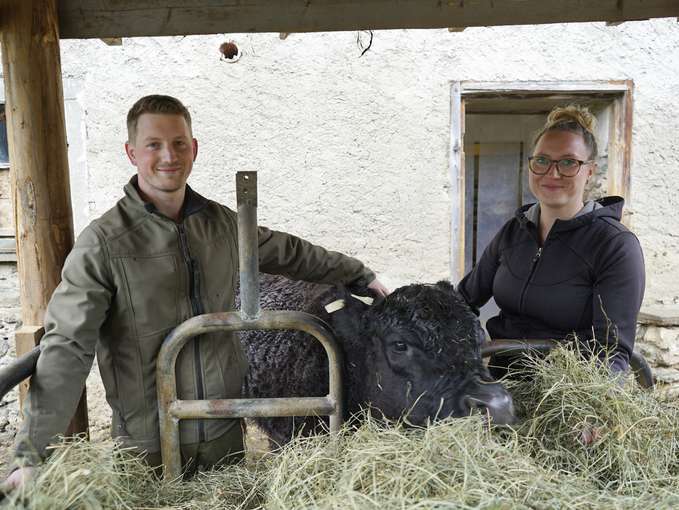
[156,172,344,480]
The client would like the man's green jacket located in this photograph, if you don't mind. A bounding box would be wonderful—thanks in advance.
[15,177,375,464]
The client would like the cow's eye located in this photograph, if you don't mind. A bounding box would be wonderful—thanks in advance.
[393,341,408,352]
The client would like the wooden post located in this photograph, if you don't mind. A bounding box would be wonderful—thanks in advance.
[0,0,89,437]
[15,326,45,411]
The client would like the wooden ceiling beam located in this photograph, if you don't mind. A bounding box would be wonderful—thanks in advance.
[57,0,679,39]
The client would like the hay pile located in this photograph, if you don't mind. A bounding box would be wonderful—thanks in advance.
[510,348,679,497]
[4,347,679,509]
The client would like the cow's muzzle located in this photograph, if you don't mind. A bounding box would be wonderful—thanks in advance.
[460,378,517,426]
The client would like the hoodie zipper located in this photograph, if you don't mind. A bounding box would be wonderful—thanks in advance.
[177,223,206,443]
[518,246,543,313]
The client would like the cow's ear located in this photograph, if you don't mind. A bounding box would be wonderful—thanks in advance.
[321,285,374,340]
[476,326,489,346]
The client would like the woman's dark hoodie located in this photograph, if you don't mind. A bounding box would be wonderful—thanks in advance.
[459,196,645,373]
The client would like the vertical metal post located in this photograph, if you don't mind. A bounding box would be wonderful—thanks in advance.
[237,171,260,320]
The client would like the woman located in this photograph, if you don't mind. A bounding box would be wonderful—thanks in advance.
[458,105,645,378]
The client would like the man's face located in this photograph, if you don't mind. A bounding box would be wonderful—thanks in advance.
[125,113,198,198]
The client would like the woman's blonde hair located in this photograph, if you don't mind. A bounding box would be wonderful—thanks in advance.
[533,105,598,159]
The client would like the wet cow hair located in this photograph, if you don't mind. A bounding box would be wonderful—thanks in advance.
[240,275,484,446]
[366,281,482,367]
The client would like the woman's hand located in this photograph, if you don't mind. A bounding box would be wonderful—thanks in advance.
[579,423,601,446]
[3,466,35,491]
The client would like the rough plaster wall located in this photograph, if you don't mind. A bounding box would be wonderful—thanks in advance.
[59,33,453,290]
[55,19,679,299]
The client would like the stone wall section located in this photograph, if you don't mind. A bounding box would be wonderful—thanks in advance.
[635,306,679,399]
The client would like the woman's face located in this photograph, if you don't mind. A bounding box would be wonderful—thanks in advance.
[529,130,594,213]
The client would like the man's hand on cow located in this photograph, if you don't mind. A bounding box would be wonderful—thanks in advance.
[3,466,35,492]
[368,278,390,297]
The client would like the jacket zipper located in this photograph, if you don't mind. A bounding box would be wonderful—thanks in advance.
[518,247,543,313]
[177,223,206,443]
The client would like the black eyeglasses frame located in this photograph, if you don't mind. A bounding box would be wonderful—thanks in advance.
[527,156,595,178]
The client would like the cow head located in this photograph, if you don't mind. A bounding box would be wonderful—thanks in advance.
[321,281,516,426]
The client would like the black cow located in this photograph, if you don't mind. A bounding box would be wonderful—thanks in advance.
[242,275,515,446]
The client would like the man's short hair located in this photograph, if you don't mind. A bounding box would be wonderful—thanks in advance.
[126,95,192,144]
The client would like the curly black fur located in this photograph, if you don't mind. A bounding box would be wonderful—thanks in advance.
[240,274,484,447]
[366,281,483,371]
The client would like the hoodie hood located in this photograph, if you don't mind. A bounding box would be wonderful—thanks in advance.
[517,196,624,234]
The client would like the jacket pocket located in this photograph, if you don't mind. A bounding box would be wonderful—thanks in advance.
[121,254,180,337]
[212,333,248,398]
[198,237,237,313]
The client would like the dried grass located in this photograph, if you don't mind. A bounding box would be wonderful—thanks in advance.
[508,347,679,500]
[4,347,679,509]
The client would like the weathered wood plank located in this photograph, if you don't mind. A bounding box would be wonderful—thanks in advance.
[462,80,633,95]
[55,0,679,39]
[476,143,521,258]
[449,82,464,282]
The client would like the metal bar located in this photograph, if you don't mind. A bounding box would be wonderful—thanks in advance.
[480,339,562,358]
[237,171,260,320]
[630,352,654,389]
[0,345,41,402]
[170,396,337,420]
[481,339,654,389]
[157,310,344,480]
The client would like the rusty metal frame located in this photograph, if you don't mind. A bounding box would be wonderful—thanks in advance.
[157,310,343,479]
[481,339,654,389]
[157,171,344,480]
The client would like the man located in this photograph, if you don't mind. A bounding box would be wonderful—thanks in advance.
[6,95,388,487]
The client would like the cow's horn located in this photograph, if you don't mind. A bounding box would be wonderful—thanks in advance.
[351,294,374,305]
[324,299,346,313]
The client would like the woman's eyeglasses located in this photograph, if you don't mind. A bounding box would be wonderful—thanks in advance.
[528,156,594,177]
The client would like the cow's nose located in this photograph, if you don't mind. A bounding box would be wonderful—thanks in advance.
[462,381,517,426]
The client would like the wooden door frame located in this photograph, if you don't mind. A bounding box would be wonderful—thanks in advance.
[449,80,634,282]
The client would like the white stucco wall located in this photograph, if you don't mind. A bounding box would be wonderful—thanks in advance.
[6,18,679,299]
[54,18,679,303]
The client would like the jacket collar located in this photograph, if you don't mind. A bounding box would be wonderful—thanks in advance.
[123,175,209,220]
[517,196,624,233]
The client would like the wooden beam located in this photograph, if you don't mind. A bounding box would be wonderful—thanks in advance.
[1,0,88,438]
[449,82,465,282]
[15,326,45,412]
[460,80,633,95]
[56,0,679,39]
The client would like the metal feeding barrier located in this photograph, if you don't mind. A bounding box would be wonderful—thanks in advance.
[156,171,344,479]
[480,339,654,389]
